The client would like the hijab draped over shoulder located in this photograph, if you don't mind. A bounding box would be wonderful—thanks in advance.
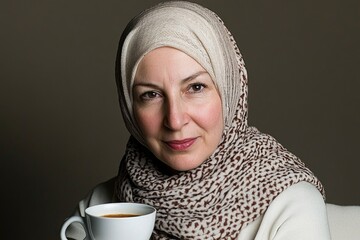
[114,1,324,239]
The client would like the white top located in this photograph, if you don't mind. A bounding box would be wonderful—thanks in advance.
[237,181,331,240]
[62,178,360,240]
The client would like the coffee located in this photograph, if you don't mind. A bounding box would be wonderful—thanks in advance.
[102,213,140,218]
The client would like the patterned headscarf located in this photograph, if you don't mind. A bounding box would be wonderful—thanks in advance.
[114,1,324,239]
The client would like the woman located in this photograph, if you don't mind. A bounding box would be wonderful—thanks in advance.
[114,1,330,239]
[64,1,332,239]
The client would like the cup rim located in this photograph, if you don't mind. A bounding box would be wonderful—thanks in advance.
[85,202,156,219]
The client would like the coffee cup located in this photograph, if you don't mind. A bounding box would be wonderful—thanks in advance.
[60,202,156,240]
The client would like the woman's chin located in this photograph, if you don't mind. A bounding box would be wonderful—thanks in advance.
[161,158,205,172]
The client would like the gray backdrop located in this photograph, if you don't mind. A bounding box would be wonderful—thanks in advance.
[1,0,359,239]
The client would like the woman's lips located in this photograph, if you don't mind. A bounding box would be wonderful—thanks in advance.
[165,138,197,151]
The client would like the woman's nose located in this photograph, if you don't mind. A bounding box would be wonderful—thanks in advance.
[163,98,189,130]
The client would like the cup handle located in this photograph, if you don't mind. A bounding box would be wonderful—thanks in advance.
[60,216,86,240]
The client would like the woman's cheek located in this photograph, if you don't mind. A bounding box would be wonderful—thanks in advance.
[135,108,161,137]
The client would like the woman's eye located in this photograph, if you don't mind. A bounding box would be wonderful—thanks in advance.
[140,91,160,101]
[188,83,206,93]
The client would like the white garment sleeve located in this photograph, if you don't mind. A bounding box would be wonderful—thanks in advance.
[238,181,331,240]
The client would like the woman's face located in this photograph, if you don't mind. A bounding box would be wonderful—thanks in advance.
[133,47,224,171]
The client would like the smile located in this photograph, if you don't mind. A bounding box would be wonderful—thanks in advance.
[165,138,197,151]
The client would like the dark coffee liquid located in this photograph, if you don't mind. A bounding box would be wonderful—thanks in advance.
[102,213,140,218]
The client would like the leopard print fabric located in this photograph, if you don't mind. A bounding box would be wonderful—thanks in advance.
[115,1,325,239]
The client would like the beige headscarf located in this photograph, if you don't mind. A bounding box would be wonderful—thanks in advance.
[117,0,246,146]
[115,1,324,239]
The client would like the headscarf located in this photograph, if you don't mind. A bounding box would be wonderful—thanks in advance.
[114,1,325,239]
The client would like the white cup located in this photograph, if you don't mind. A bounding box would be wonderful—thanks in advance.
[60,202,156,240]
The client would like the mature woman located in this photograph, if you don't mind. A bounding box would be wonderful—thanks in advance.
[63,1,332,239]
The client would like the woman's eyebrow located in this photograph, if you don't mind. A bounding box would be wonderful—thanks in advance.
[133,81,158,88]
[181,71,208,83]
[133,71,208,88]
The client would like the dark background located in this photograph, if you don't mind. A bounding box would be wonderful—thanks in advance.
[1,0,359,239]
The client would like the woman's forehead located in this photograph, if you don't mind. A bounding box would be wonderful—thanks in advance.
[135,47,211,84]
